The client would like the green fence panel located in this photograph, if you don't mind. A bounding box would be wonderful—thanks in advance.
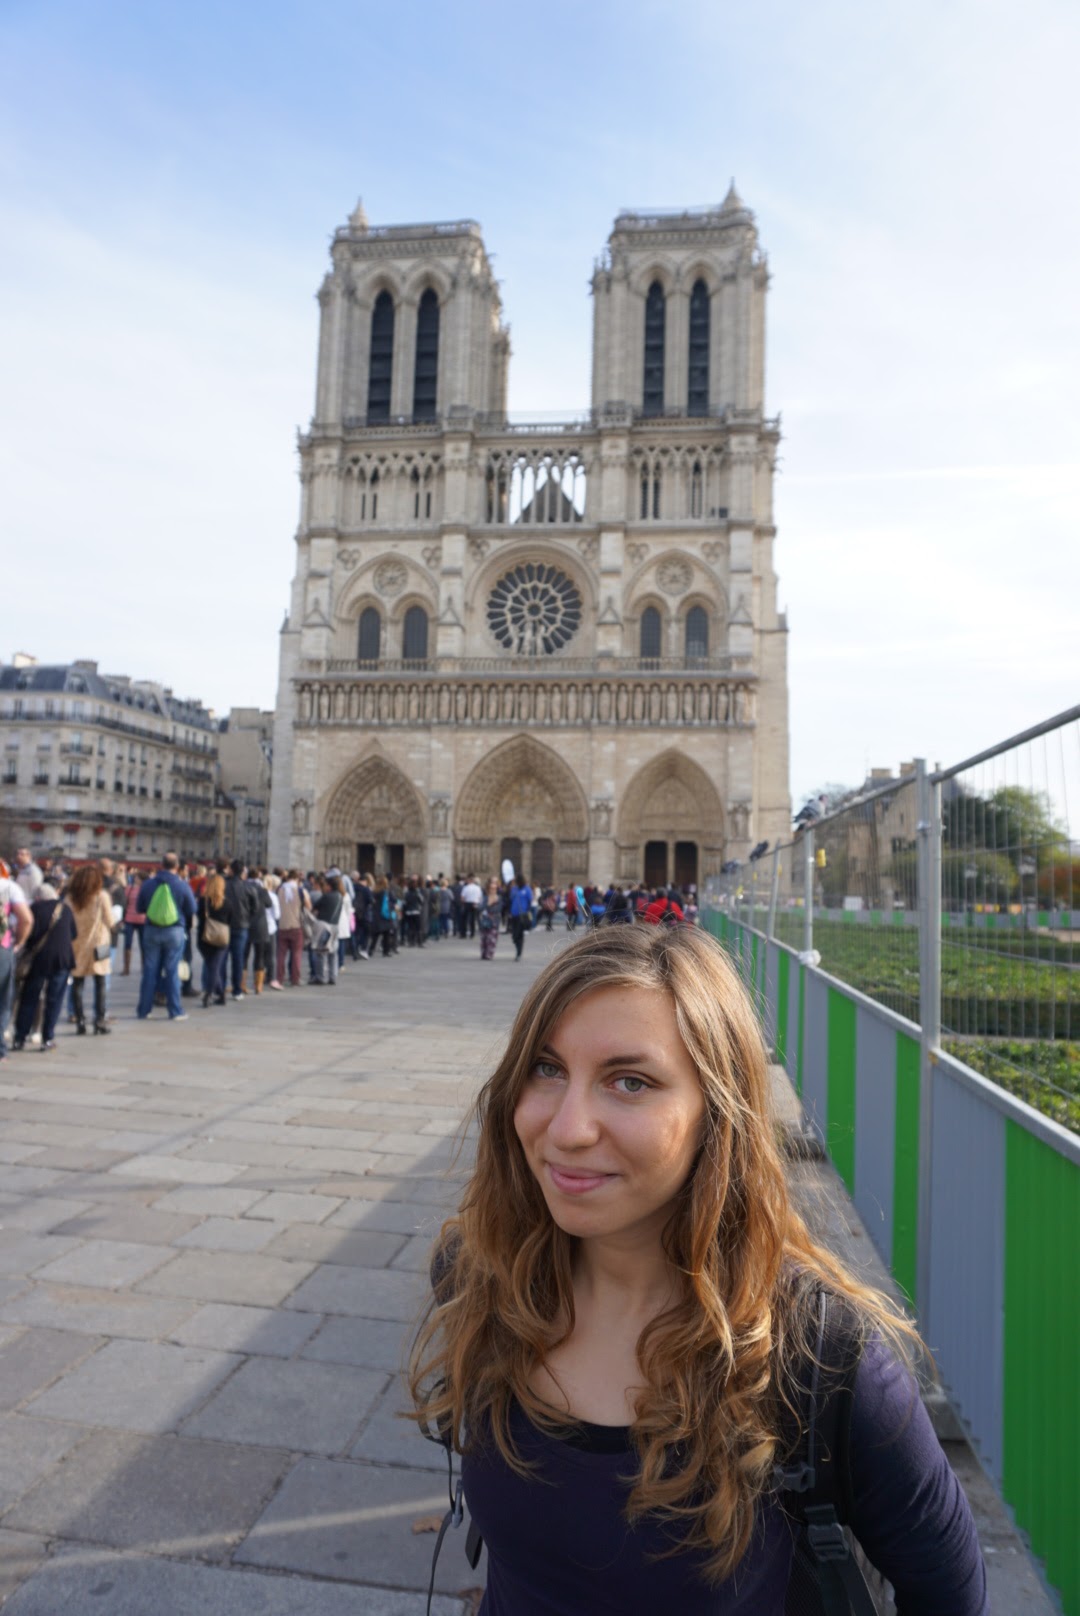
[826,989,857,1193]
[1004,1123,1080,1616]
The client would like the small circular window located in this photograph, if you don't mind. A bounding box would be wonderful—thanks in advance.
[487,563,582,655]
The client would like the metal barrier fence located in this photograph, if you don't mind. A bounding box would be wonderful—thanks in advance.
[702,702,1080,1613]
[708,705,1080,1133]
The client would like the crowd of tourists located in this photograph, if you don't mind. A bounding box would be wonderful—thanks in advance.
[0,845,700,1053]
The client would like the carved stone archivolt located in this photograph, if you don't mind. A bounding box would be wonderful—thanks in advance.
[320,755,426,869]
[454,735,590,880]
[617,749,726,852]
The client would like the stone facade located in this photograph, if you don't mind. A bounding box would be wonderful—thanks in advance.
[267,191,791,886]
[216,707,274,867]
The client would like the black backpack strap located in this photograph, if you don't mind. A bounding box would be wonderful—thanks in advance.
[777,1290,879,1616]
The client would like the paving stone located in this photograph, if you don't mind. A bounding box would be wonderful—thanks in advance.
[110,1154,248,1185]
[182,1357,386,1455]
[97,1130,185,1154]
[0,1284,197,1341]
[235,1457,470,1593]
[0,1529,48,1607]
[301,1316,411,1374]
[0,1196,94,1234]
[260,1224,406,1269]
[324,1197,439,1237]
[19,1147,130,1172]
[51,1204,200,1245]
[169,1303,323,1358]
[152,1185,266,1217]
[4,1428,289,1558]
[0,1413,86,1510]
[283,1147,382,1175]
[137,1251,315,1307]
[243,1190,343,1223]
[177,1138,301,1167]
[283,1264,424,1321]
[0,1232,81,1277]
[26,1337,239,1432]
[350,1378,447,1471]
[1,1549,468,1614]
[0,1327,101,1409]
[174,1218,284,1254]
[0,1167,65,1195]
[390,1234,438,1272]
[33,1239,174,1291]
[0,1144,45,1165]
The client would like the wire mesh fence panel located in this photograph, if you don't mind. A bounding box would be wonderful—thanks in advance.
[936,712,1079,1133]
[773,840,809,952]
[809,777,921,1023]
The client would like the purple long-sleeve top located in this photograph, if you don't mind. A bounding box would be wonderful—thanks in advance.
[460,1338,987,1614]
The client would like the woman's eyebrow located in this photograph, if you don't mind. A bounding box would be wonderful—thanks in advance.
[539,1044,652,1069]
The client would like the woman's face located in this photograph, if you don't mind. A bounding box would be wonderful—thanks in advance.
[513,984,707,1247]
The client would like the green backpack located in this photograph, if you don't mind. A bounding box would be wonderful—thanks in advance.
[146,880,179,927]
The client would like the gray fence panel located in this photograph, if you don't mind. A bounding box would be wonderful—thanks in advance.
[764,941,781,1053]
[852,1005,897,1271]
[927,1065,1005,1482]
[801,972,830,1148]
[788,955,802,1083]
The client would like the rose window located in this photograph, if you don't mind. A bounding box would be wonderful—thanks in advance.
[486,563,583,655]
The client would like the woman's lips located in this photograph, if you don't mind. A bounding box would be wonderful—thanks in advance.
[546,1163,617,1195]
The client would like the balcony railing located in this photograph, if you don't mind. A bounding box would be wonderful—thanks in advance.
[60,741,94,756]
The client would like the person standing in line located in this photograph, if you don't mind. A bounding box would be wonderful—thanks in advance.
[354,874,373,960]
[0,861,32,1057]
[508,872,534,962]
[98,858,125,1015]
[135,853,196,1022]
[11,883,76,1051]
[275,869,307,987]
[224,859,256,1000]
[437,877,453,939]
[122,872,145,974]
[402,877,423,948]
[564,884,578,931]
[13,848,43,905]
[197,870,232,1007]
[603,885,635,925]
[539,888,558,931]
[246,870,273,995]
[312,876,343,984]
[479,876,502,961]
[263,873,283,987]
[336,876,354,970]
[67,864,113,1035]
[460,874,483,939]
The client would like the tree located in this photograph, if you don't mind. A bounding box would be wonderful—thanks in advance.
[943,784,1067,870]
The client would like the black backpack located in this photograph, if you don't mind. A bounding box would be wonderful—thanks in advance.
[421,1289,881,1616]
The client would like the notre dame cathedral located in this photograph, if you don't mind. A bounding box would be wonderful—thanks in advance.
[267,190,791,887]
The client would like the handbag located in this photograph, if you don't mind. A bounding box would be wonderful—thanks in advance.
[93,943,111,962]
[204,911,230,949]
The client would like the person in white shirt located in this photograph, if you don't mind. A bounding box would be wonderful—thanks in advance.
[14,849,43,904]
[459,875,484,939]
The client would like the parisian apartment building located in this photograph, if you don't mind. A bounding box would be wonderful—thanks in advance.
[0,656,220,867]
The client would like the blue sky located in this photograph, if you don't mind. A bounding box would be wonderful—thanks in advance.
[2,0,1077,809]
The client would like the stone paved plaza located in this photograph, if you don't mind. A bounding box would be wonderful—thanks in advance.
[0,930,1053,1613]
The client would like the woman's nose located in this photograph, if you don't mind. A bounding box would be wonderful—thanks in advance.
[546,1081,601,1148]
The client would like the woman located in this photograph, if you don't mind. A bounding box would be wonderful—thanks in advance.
[410,926,986,1614]
[372,875,398,959]
[478,877,502,961]
[337,877,354,970]
[312,876,343,984]
[67,864,113,1035]
[122,871,144,974]
[507,872,534,961]
[197,871,231,1007]
[245,871,273,995]
[12,884,77,1052]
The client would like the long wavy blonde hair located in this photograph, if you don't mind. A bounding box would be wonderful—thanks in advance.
[409,924,919,1582]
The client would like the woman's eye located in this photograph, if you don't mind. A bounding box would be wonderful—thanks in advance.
[534,1060,562,1080]
[614,1075,650,1095]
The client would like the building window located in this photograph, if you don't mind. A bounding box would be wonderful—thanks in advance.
[370,469,379,521]
[642,281,665,415]
[367,291,394,422]
[411,466,421,518]
[412,287,439,422]
[640,467,661,520]
[357,606,381,663]
[690,460,703,518]
[640,606,662,664]
[688,279,710,414]
[402,605,429,663]
[685,605,709,662]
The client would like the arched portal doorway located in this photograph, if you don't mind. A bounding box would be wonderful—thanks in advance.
[455,736,589,887]
[320,755,426,875]
[616,750,726,888]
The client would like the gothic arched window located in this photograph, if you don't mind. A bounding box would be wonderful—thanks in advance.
[688,279,710,414]
[403,605,429,663]
[643,281,665,416]
[367,291,394,422]
[640,605,662,664]
[412,288,439,422]
[358,606,381,663]
[690,460,703,518]
[685,605,709,663]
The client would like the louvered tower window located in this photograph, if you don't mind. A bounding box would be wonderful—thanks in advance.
[642,282,665,416]
[413,288,439,421]
[403,605,429,663]
[640,606,662,664]
[685,605,709,662]
[688,279,710,414]
[367,291,394,422]
[358,607,381,663]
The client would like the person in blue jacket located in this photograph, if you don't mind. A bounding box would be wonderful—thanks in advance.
[410,925,987,1614]
[507,873,534,961]
[135,852,196,1022]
